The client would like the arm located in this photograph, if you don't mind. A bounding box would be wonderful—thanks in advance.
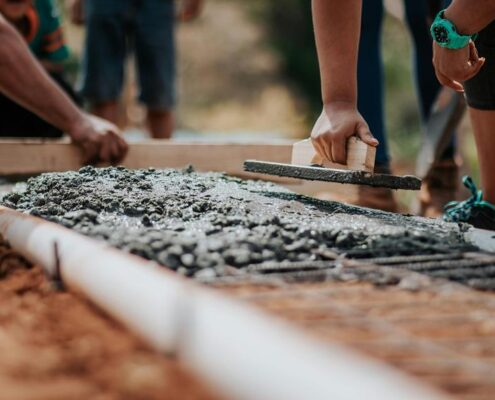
[0,15,127,163]
[311,0,378,165]
[432,1,495,91]
[445,0,495,35]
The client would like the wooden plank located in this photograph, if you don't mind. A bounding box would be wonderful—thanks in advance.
[291,137,376,173]
[0,139,294,180]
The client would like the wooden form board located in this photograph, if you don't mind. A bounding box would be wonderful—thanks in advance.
[0,139,358,198]
[0,139,294,177]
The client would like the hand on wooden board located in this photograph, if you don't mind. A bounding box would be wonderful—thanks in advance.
[69,114,128,165]
[310,103,378,165]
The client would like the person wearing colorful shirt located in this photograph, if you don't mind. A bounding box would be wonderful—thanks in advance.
[0,0,78,138]
[22,0,69,66]
[0,3,127,164]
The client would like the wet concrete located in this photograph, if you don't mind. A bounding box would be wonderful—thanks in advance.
[244,161,422,190]
[1,166,475,278]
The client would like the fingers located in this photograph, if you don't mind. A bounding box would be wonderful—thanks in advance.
[81,141,100,166]
[435,70,464,92]
[108,133,128,164]
[466,57,485,80]
[311,137,332,164]
[356,124,378,147]
[331,136,346,165]
[433,41,484,90]
[98,136,113,164]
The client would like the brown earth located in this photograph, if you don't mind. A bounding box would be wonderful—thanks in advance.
[216,278,495,400]
[0,239,221,400]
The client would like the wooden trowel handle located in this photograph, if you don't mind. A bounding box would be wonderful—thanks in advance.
[291,137,376,173]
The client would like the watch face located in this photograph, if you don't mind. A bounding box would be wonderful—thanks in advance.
[433,25,449,44]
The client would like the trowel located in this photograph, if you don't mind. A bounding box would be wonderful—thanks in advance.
[244,136,422,190]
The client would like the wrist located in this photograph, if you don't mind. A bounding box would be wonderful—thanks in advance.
[444,8,475,36]
[323,101,357,114]
[66,111,89,141]
[431,9,476,49]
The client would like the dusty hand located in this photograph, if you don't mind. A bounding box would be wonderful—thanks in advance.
[68,0,84,25]
[69,114,128,165]
[178,0,204,22]
[432,41,485,92]
[311,103,378,165]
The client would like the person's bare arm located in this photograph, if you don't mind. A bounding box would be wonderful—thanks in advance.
[0,15,127,163]
[311,0,378,165]
[444,0,495,35]
[432,1,495,92]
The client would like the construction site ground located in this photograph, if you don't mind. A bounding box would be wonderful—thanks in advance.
[214,276,495,400]
[0,241,220,400]
[2,167,495,399]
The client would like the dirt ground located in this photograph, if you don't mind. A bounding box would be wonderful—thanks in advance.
[0,239,220,400]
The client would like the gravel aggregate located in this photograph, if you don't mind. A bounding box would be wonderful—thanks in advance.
[2,166,476,278]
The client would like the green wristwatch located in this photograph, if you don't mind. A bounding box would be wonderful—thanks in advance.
[430,10,477,50]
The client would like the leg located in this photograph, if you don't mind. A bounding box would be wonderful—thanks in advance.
[91,101,120,125]
[357,0,388,167]
[443,21,495,229]
[464,22,495,204]
[405,0,459,217]
[147,109,174,139]
[404,0,456,158]
[469,109,495,203]
[79,0,127,126]
[404,0,441,122]
[134,0,176,139]
[354,0,398,212]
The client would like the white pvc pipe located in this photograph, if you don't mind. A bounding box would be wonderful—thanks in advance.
[0,206,451,400]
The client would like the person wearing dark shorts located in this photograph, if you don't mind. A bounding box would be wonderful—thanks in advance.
[73,0,203,139]
[0,0,79,138]
[431,1,495,230]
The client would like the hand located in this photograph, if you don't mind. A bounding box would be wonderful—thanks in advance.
[69,114,129,165]
[311,102,378,165]
[68,0,84,26]
[178,0,204,22]
[432,41,485,92]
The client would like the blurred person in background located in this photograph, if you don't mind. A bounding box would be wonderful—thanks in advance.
[70,0,204,139]
[353,0,456,214]
[0,0,79,138]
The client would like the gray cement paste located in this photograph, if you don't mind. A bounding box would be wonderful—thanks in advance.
[1,166,476,278]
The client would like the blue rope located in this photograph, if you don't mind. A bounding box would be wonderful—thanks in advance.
[444,176,495,223]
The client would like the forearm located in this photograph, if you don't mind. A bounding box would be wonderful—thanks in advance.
[445,0,495,35]
[0,16,83,134]
[312,0,362,106]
